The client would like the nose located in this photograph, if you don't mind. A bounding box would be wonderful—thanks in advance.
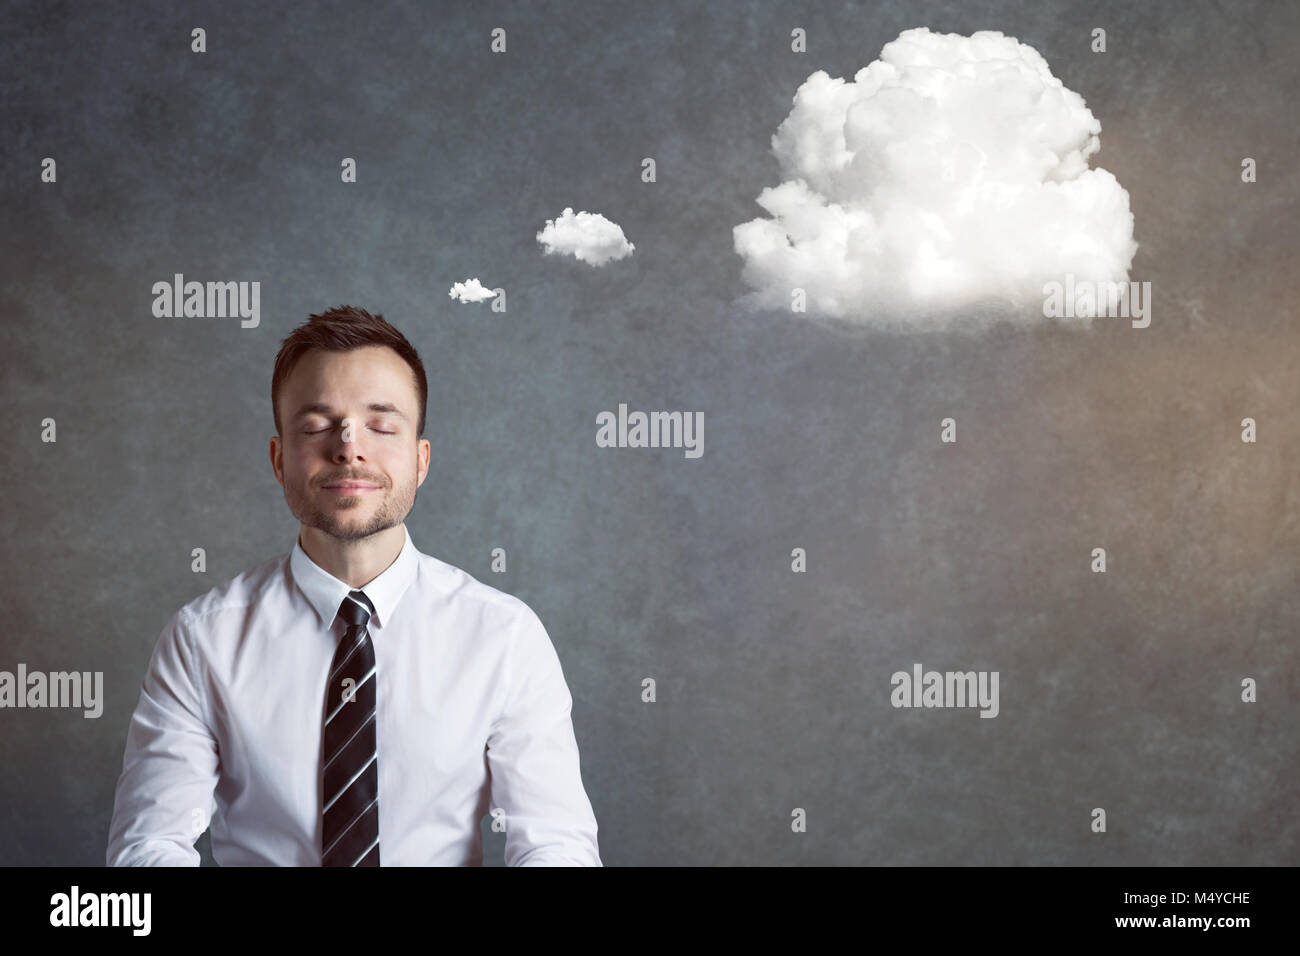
[330,426,364,463]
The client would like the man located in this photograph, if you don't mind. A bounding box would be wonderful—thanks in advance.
[107,306,601,866]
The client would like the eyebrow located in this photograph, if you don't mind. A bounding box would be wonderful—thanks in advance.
[292,402,409,421]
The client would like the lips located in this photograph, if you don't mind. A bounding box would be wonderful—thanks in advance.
[322,481,382,494]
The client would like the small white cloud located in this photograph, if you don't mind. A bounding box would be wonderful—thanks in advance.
[732,27,1138,328]
[537,207,635,266]
[449,278,496,303]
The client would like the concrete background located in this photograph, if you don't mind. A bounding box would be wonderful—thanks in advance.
[1,0,1296,864]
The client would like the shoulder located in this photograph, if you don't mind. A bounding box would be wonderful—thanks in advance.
[173,550,290,629]
[413,550,547,638]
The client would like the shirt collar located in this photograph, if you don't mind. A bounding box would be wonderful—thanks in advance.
[290,524,419,632]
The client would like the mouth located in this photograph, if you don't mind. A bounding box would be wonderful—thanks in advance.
[321,482,383,495]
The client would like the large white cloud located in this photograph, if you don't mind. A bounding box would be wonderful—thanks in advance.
[537,207,635,266]
[733,27,1138,328]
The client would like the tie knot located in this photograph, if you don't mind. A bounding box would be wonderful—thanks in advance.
[337,590,372,629]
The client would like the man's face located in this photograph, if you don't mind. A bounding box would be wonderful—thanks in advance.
[270,345,429,542]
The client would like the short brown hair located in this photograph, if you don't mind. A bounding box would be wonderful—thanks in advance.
[271,306,428,437]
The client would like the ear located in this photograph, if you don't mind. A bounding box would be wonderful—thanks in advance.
[416,437,431,488]
[269,435,285,486]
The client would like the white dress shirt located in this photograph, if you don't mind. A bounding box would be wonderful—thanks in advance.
[107,524,601,866]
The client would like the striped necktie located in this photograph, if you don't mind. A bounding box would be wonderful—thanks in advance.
[321,589,380,866]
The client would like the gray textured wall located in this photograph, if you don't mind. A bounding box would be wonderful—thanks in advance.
[1,0,1296,865]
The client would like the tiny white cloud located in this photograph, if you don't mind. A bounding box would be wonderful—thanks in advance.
[449,278,496,303]
[732,26,1139,328]
[537,207,635,266]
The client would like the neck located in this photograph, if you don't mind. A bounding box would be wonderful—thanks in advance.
[298,523,405,589]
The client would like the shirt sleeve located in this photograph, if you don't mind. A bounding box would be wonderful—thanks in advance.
[486,605,602,866]
[106,609,220,867]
